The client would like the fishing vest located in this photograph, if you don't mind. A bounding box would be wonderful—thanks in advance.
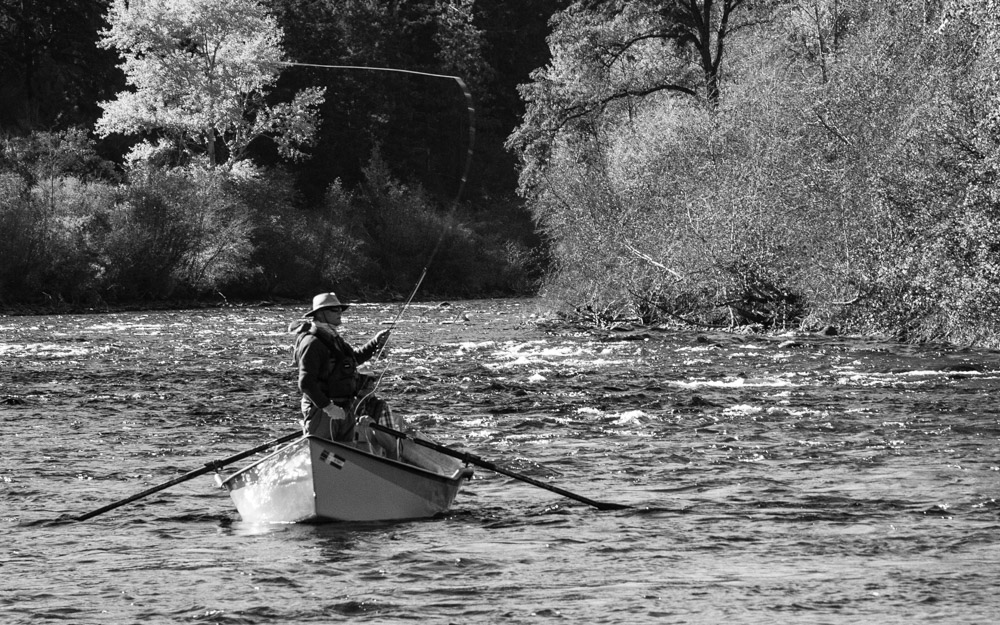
[294,322,360,403]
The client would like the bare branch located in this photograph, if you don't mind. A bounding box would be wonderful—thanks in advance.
[812,109,854,147]
[624,243,684,279]
[547,81,701,134]
[603,30,679,67]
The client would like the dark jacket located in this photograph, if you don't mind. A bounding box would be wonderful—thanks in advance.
[289,319,381,410]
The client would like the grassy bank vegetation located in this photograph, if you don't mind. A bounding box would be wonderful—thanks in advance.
[509,1,1000,345]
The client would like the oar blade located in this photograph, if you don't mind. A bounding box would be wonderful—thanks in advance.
[369,422,631,512]
[594,501,632,511]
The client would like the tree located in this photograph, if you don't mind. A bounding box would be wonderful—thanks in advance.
[941,0,1000,127]
[95,0,324,170]
[266,0,497,202]
[0,0,121,132]
[507,0,783,197]
[781,0,861,83]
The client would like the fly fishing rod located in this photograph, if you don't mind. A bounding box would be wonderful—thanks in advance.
[280,62,477,392]
[76,64,472,522]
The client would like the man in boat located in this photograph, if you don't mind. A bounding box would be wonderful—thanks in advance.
[289,292,391,442]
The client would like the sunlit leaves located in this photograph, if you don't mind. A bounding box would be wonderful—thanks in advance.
[507,0,783,199]
[433,0,492,90]
[506,0,1000,340]
[96,0,324,170]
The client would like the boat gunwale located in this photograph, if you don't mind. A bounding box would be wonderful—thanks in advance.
[219,434,470,489]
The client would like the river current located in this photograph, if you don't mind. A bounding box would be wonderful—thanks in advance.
[1,299,998,624]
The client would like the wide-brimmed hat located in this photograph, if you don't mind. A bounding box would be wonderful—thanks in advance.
[305,292,349,316]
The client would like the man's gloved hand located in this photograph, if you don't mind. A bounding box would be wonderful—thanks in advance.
[321,402,355,440]
[375,329,390,349]
[322,403,346,421]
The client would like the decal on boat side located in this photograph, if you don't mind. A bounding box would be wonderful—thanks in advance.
[319,450,346,470]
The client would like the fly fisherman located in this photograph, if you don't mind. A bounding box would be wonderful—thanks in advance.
[289,292,391,441]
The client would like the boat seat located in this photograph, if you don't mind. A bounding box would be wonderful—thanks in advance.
[399,436,472,479]
[351,419,473,480]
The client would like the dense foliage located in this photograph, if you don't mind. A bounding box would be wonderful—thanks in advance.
[3,0,1000,347]
[97,0,326,169]
[0,0,559,309]
[508,0,1000,345]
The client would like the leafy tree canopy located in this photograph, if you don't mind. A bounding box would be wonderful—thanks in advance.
[96,0,325,170]
[507,0,784,196]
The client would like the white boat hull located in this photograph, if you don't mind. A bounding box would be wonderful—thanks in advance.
[220,435,470,523]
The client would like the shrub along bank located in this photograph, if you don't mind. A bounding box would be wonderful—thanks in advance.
[507,1,1000,346]
[0,130,541,313]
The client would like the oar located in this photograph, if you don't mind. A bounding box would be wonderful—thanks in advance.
[76,431,302,522]
[369,422,630,511]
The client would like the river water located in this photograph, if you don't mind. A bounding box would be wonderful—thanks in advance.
[1,299,998,624]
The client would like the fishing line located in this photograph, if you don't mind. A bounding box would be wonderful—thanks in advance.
[280,62,476,399]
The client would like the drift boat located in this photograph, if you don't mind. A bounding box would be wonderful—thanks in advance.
[76,420,626,524]
[218,429,473,523]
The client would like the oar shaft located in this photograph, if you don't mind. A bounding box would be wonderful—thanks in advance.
[369,423,629,511]
[77,431,301,522]
[76,466,211,521]
[466,454,622,510]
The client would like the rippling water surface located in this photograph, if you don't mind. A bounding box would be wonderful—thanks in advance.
[2,299,999,623]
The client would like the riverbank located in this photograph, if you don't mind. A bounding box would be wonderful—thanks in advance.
[0,294,529,318]
[0,297,299,318]
[3,294,968,352]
